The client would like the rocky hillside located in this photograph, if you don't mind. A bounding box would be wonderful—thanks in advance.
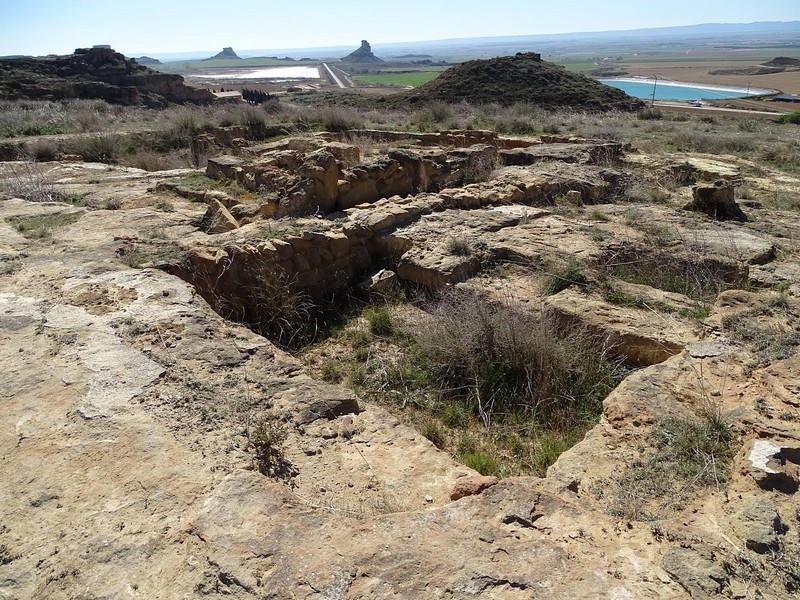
[0,47,214,108]
[0,121,799,598]
[404,52,643,111]
[764,56,800,68]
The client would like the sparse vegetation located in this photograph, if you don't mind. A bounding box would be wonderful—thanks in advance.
[0,163,65,202]
[117,242,184,268]
[7,211,82,237]
[609,410,735,520]
[445,236,472,256]
[248,415,290,477]
[778,111,800,125]
[543,259,588,295]
[721,296,800,371]
[217,271,318,350]
[364,306,393,336]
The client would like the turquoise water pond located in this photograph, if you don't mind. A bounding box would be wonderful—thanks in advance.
[601,79,748,101]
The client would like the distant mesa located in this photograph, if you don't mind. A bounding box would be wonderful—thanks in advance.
[0,47,214,108]
[711,56,800,76]
[135,56,162,66]
[402,52,643,112]
[342,40,383,63]
[208,47,241,60]
[763,56,800,68]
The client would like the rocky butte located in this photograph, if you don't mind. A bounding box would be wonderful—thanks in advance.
[341,40,384,63]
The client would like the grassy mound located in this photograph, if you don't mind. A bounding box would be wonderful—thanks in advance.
[402,52,643,111]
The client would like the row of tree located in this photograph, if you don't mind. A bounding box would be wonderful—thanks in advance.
[242,88,275,105]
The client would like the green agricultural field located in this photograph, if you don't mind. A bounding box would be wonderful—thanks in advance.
[353,71,444,87]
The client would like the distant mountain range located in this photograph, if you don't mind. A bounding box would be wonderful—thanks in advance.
[129,21,800,63]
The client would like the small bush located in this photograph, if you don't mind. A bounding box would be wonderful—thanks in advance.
[610,411,734,520]
[462,451,500,476]
[7,212,82,237]
[236,105,267,133]
[637,108,663,121]
[445,236,472,256]
[365,307,393,336]
[320,359,343,383]
[604,250,741,303]
[154,200,174,212]
[219,271,318,350]
[319,106,364,132]
[24,139,59,161]
[441,403,469,428]
[70,135,119,163]
[777,111,800,125]
[249,416,289,477]
[124,149,184,172]
[415,290,626,426]
[533,432,572,472]
[543,259,587,295]
[64,192,87,206]
[420,420,448,449]
[0,164,65,202]
[0,543,18,566]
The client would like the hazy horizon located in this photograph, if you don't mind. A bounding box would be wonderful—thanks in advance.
[1,0,799,57]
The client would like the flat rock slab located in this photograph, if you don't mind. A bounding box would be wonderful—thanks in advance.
[680,226,774,265]
[544,287,698,366]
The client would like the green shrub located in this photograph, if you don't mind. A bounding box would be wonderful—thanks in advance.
[70,135,120,163]
[533,432,572,472]
[637,108,663,120]
[7,212,81,237]
[219,271,317,350]
[543,259,587,295]
[605,250,743,303]
[441,403,469,428]
[365,307,393,336]
[420,420,447,449]
[320,359,343,383]
[610,411,734,520]
[778,111,800,125]
[462,451,500,476]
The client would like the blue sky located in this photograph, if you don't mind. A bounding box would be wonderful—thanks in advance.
[0,0,797,56]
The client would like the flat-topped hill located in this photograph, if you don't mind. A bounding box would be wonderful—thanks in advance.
[0,47,214,108]
[403,52,643,111]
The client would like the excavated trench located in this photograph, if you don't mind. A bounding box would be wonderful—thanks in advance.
[169,131,629,350]
[168,129,774,370]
